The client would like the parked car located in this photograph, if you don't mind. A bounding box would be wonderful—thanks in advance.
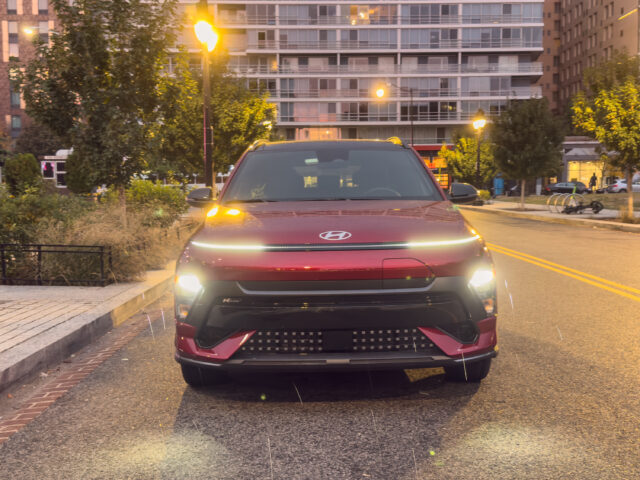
[543,182,592,195]
[606,180,640,193]
[174,139,497,386]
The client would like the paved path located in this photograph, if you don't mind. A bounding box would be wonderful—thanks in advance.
[0,267,174,391]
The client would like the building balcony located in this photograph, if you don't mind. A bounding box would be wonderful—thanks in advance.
[259,86,541,100]
[230,63,543,76]
[277,111,497,124]
[216,14,542,27]
[244,40,542,52]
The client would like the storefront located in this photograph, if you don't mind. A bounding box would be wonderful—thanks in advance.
[414,145,450,189]
[562,137,620,188]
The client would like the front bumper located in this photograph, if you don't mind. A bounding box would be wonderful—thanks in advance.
[174,276,498,372]
[175,348,497,372]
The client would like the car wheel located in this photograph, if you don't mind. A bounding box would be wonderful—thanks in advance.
[181,364,228,387]
[619,189,627,193]
[444,358,492,382]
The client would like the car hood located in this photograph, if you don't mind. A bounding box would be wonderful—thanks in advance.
[193,200,470,246]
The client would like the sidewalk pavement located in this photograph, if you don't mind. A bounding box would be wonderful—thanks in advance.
[459,200,640,233]
[0,264,175,392]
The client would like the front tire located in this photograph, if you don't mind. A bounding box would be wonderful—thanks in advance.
[444,358,492,382]
[181,364,228,387]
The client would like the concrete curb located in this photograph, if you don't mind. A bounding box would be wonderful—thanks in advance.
[459,205,640,233]
[0,271,173,392]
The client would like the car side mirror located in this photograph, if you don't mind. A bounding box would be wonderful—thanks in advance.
[186,187,216,209]
[448,183,479,204]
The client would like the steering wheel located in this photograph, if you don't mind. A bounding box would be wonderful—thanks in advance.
[364,187,401,197]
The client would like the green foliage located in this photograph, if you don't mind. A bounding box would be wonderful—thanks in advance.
[65,152,99,194]
[14,122,62,159]
[13,0,178,191]
[148,52,202,178]
[209,74,277,174]
[438,135,496,188]
[125,179,188,227]
[477,189,491,201]
[582,51,640,98]
[0,186,89,244]
[572,79,640,215]
[491,98,564,181]
[4,153,42,195]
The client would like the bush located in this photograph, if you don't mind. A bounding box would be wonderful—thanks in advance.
[125,179,188,227]
[478,189,492,201]
[4,153,42,195]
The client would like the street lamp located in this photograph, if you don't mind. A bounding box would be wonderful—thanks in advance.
[194,0,218,189]
[375,83,414,146]
[472,109,487,188]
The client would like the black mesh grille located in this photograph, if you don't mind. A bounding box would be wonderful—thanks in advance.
[237,328,444,355]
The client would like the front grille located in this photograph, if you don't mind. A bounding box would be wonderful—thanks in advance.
[237,328,444,355]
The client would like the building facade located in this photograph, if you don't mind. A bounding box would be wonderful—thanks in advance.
[177,1,544,158]
[559,0,638,109]
[536,0,560,113]
[0,0,55,141]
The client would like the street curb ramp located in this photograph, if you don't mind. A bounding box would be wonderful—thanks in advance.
[0,272,173,392]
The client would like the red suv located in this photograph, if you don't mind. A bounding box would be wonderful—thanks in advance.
[174,140,497,386]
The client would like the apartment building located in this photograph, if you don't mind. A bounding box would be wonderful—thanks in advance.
[559,0,638,108]
[0,0,54,141]
[177,1,544,158]
[536,0,560,113]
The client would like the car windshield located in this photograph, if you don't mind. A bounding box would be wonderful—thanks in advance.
[221,144,441,203]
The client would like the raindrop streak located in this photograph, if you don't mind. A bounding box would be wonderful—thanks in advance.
[147,314,154,340]
[461,351,468,381]
[509,293,514,311]
[267,435,274,480]
[161,309,166,330]
[412,448,419,480]
[292,382,303,404]
[556,326,563,340]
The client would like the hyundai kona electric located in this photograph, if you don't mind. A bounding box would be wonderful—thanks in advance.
[174,139,497,386]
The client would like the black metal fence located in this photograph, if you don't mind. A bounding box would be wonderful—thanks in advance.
[0,244,112,286]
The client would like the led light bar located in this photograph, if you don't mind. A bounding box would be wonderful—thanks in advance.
[191,235,481,252]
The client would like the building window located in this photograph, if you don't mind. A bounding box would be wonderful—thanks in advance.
[553,73,559,84]
[39,21,49,43]
[553,56,559,66]
[8,21,18,43]
[7,0,17,14]
[554,2,561,13]
[11,115,22,130]
[10,86,20,108]
[621,30,624,37]
[38,0,48,14]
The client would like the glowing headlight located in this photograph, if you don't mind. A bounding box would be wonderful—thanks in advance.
[176,274,202,294]
[469,268,495,289]
[469,267,496,316]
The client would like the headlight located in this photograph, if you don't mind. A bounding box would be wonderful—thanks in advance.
[468,266,496,315]
[174,274,203,321]
[176,274,202,294]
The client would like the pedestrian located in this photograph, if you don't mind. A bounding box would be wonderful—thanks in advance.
[589,172,597,191]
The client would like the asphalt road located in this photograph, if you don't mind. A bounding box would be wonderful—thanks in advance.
[1,211,639,479]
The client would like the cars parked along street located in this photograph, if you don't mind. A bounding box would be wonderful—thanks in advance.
[606,180,640,193]
[175,139,498,387]
[543,182,592,195]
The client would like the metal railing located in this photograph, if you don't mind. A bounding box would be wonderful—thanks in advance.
[216,14,542,26]
[230,63,543,76]
[245,39,542,51]
[0,244,113,286]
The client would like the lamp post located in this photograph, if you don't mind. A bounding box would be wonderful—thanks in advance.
[472,109,486,188]
[194,1,218,189]
[375,84,414,146]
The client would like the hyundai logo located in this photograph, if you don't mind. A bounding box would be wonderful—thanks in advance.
[319,231,352,241]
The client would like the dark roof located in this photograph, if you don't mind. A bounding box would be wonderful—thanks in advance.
[255,139,407,152]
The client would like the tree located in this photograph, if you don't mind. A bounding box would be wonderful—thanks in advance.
[147,51,277,182]
[573,81,640,217]
[438,133,496,188]
[4,153,42,195]
[13,0,177,218]
[14,122,62,159]
[491,98,564,210]
[582,51,640,98]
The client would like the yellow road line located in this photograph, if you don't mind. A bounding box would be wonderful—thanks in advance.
[487,244,640,303]
[487,242,640,295]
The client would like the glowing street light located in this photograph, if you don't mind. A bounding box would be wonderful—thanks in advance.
[473,109,487,188]
[194,1,218,189]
